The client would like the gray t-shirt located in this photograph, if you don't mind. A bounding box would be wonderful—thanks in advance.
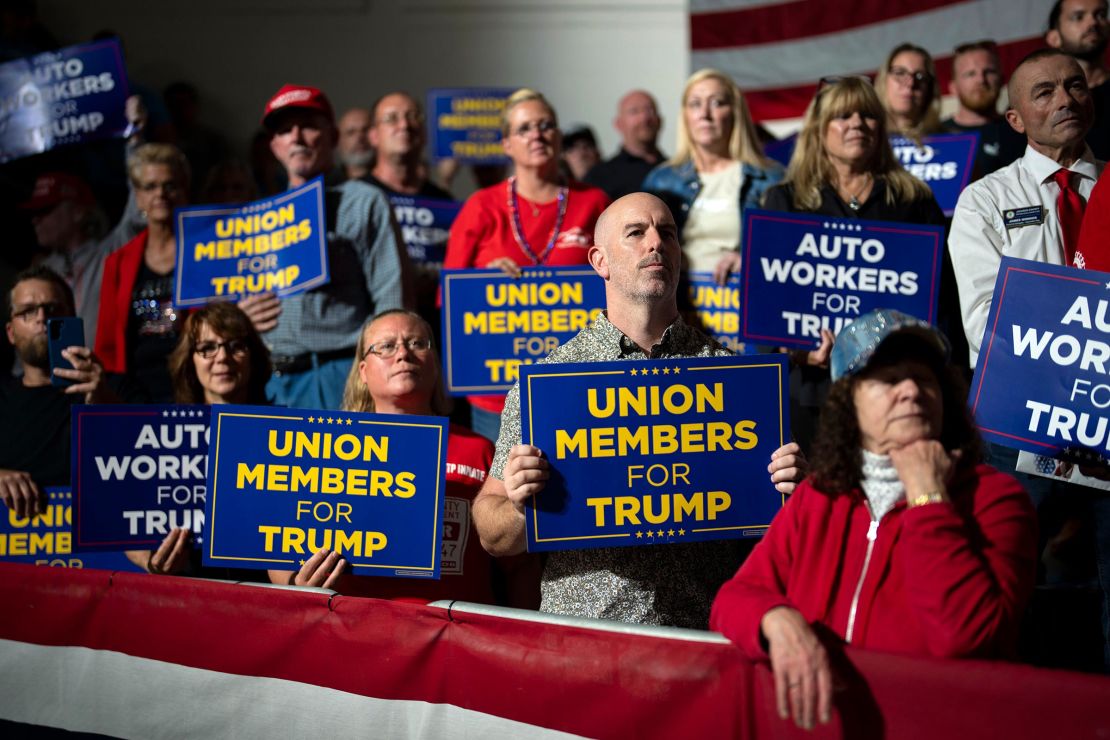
[492,312,743,629]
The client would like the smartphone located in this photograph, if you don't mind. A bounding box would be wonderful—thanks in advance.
[48,317,85,388]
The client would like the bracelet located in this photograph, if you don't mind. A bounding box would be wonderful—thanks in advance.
[909,491,946,508]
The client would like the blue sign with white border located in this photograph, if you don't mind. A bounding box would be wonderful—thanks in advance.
[71,406,208,551]
[0,39,130,162]
[440,267,607,394]
[739,208,944,349]
[970,257,1110,461]
[173,177,329,308]
[204,405,448,577]
[518,354,789,553]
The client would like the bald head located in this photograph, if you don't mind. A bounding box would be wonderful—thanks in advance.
[594,192,672,249]
[614,90,661,150]
[1005,49,1093,156]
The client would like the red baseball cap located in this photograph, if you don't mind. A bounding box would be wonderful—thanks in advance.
[261,84,335,130]
[19,172,96,211]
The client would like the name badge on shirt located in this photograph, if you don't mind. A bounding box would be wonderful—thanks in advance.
[1003,206,1044,229]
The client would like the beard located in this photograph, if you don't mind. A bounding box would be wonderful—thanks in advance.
[16,333,48,370]
[958,87,1000,116]
[1062,34,1110,64]
[338,149,374,169]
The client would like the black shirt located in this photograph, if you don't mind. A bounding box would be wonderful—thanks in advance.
[0,379,80,487]
[584,147,666,200]
[1088,80,1110,162]
[941,117,1026,180]
[125,261,179,403]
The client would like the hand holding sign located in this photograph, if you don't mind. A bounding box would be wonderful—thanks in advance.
[238,291,282,333]
[503,445,550,507]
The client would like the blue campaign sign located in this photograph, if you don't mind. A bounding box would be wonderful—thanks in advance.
[764,133,797,167]
[0,488,142,571]
[891,132,979,216]
[72,406,209,551]
[683,271,750,354]
[969,257,1110,460]
[441,267,607,394]
[0,39,130,163]
[427,87,514,163]
[390,195,461,268]
[739,208,944,349]
[519,355,789,553]
[173,177,329,308]
[204,405,448,577]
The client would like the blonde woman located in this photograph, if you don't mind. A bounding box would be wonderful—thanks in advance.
[643,68,782,285]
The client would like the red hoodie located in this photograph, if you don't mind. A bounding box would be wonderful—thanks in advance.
[710,463,1037,660]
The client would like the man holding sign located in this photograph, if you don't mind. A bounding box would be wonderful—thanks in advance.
[473,193,803,628]
[239,85,411,411]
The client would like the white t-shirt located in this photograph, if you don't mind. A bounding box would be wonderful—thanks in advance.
[681,163,744,273]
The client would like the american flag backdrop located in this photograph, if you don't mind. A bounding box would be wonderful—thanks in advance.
[690,0,1052,123]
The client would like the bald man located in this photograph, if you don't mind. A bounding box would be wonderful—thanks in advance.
[949,48,1099,368]
[948,48,1109,668]
[584,91,665,199]
[472,193,803,629]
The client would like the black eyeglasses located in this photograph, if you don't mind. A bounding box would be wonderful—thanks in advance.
[11,302,66,321]
[363,337,433,359]
[195,339,249,359]
[888,67,932,86]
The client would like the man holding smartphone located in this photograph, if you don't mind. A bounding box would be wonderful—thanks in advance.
[1,266,115,520]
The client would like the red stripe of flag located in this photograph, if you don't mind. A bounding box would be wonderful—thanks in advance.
[743,36,1044,122]
[691,0,967,51]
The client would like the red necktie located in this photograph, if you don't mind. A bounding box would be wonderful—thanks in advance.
[1054,168,1085,267]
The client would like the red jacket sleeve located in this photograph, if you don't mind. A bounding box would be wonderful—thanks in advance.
[709,484,806,659]
[1078,168,1110,272]
[898,465,1037,658]
[444,192,490,270]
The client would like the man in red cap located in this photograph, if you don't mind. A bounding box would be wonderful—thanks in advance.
[239,84,411,410]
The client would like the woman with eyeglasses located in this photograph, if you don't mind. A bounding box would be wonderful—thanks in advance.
[444,88,610,442]
[267,309,531,605]
[642,68,783,286]
[876,43,944,142]
[95,143,191,402]
[761,76,951,454]
[127,301,272,577]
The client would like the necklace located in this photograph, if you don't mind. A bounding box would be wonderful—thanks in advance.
[507,176,569,264]
[842,174,873,212]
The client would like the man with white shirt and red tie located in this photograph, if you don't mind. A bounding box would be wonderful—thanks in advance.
[948,47,1108,671]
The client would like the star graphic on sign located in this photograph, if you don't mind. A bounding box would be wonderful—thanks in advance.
[651,367,660,375]
[298,559,305,566]
[646,530,655,538]
[678,529,686,536]
[635,531,643,539]
[327,417,335,424]
[668,529,675,536]
[308,416,315,423]
[162,410,169,417]
[656,529,664,537]
[1105,281,1110,289]
[672,368,680,375]
[663,367,671,375]
[629,368,638,376]
[345,419,353,425]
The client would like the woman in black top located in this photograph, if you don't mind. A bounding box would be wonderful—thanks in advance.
[762,77,962,453]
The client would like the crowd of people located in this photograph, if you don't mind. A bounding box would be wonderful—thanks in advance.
[4,0,1110,727]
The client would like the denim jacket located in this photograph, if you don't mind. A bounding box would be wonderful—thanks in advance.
[641,159,784,236]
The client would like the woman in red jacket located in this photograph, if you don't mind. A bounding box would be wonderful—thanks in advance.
[443,88,610,442]
[710,309,1037,730]
[95,143,190,402]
